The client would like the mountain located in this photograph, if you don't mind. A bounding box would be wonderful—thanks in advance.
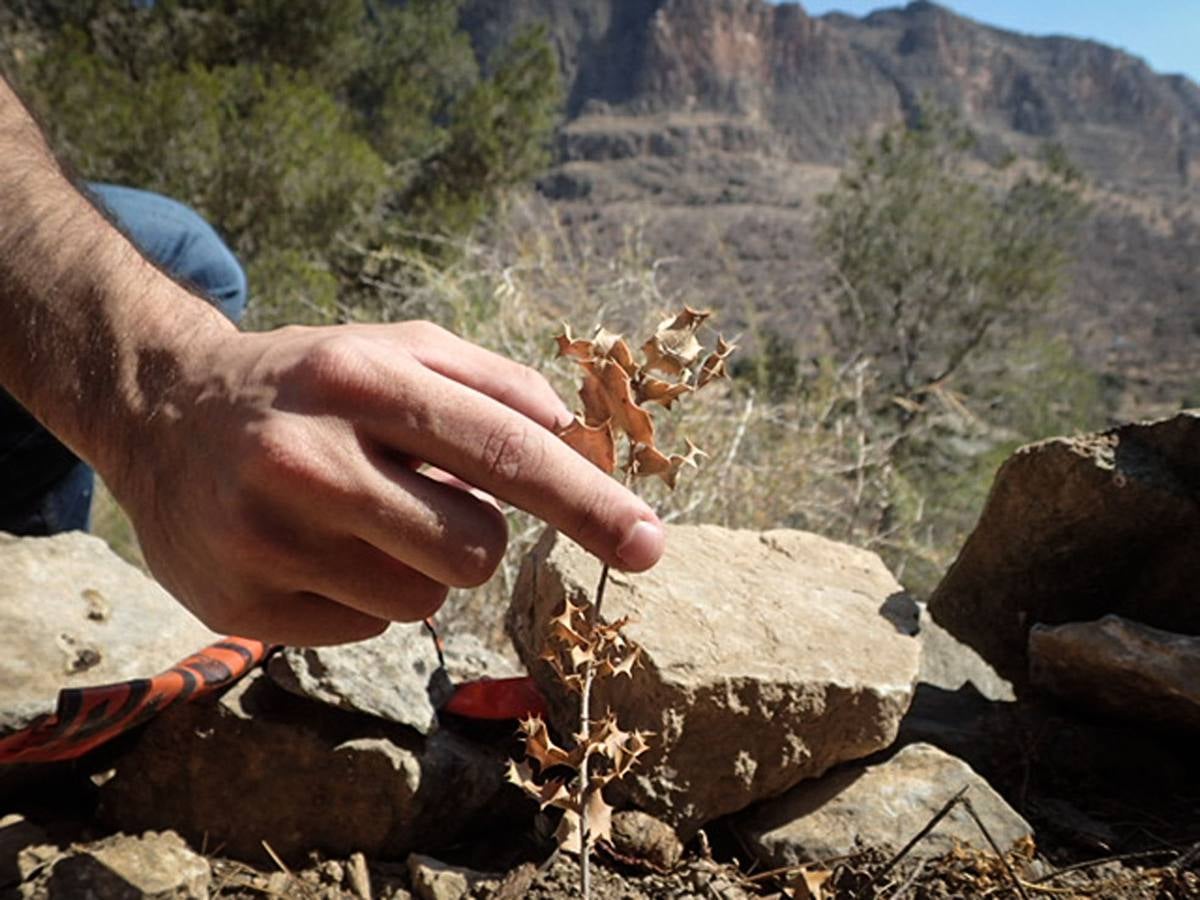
[462,0,1200,413]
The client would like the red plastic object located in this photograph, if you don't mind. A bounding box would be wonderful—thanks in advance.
[443,675,549,720]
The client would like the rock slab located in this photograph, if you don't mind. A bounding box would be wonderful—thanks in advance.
[42,831,210,900]
[1030,614,1200,731]
[507,525,921,837]
[97,669,517,864]
[928,413,1200,687]
[0,533,218,734]
[268,626,519,735]
[735,743,1032,865]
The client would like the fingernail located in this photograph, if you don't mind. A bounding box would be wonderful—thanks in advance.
[616,519,665,571]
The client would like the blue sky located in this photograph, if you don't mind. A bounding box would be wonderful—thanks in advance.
[788,1,1200,83]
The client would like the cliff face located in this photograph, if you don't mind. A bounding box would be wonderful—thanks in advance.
[465,0,1200,190]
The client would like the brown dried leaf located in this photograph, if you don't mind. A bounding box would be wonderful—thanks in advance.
[591,328,639,375]
[579,359,656,446]
[554,324,593,361]
[506,760,572,811]
[556,809,583,855]
[697,335,736,388]
[642,307,710,375]
[788,867,833,900]
[603,644,642,679]
[557,416,616,474]
[635,375,692,409]
[584,781,614,846]
[518,715,576,771]
[568,644,595,670]
[542,652,586,694]
[632,439,706,489]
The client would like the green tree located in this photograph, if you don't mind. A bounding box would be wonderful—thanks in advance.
[817,106,1085,406]
[0,0,562,326]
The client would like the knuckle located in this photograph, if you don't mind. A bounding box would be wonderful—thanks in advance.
[298,334,380,403]
[448,509,508,588]
[240,418,317,485]
[564,482,620,555]
[400,320,445,343]
[480,421,540,484]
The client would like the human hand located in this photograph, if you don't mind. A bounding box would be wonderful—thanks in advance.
[108,321,665,645]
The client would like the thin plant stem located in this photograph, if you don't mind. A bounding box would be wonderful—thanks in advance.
[579,462,629,899]
[578,560,611,900]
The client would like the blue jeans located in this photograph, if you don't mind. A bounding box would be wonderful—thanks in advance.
[0,184,246,536]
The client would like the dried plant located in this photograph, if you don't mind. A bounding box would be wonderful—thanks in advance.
[507,307,734,898]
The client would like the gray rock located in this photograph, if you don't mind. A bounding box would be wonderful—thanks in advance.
[407,854,498,900]
[507,525,921,837]
[42,831,210,900]
[267,626,520,735]
[96,669,520,864]
[608,811,683,871]
[0,533,218,734]
[929,413,1200,688]
[735,743,1032,865]
[1030,615,1200,731]
[917,603,1014,703]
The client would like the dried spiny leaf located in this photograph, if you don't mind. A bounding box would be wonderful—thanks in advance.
[632,439,707,489]
[542,650,586,693]
[635,374,692,409]
[550,597,589,634]
[556,416,616,474]
[556,809,583,855]
[599,644,642,679]
[554,324,593,361]
[584,781,614,846]
[697,336,737,388]
[518,715,576,771]
[642,307,710,376]
[578,359,656,446]
[506,760,573,810]
[591,328,639,376]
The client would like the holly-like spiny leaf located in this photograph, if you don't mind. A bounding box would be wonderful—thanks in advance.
[642,307,710,376]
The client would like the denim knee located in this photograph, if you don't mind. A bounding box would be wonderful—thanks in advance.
[87,182,248,324]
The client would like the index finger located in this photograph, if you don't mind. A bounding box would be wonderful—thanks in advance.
[362,351,665,572]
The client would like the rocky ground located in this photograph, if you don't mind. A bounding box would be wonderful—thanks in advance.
[4,414,1200,899]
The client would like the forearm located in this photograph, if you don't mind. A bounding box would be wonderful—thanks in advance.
[0,76,234,483]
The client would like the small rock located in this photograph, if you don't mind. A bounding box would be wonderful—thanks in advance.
[97,670,520,863]
[507,525,920,837]
[268,626,521,735]
[0,533,218,735]
[929,412,1200,687]
[42,831,210,900]
[735,743,1032,864]
[608,810,683,871]
[0,814,48,888]
[1030,615,1200,731]
[407,854,498,900]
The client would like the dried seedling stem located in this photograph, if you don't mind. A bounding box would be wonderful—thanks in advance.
[509,308,734,900]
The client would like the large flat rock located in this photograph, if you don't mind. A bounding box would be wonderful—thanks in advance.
[1030,615,1200,731]
[96,669,519,864]
[507,525,920,837]
[928,413,1200,688]
[734,743,1032,865]
[0,532,218,734]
